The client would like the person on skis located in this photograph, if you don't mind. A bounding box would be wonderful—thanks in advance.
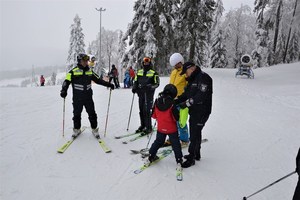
[60,53,115,139]
[146,84,183,168]
[175,62,213,168]
[164,53,189,147]
[132,57,159,135]
[40,75,45,86]
[109,64,120,89]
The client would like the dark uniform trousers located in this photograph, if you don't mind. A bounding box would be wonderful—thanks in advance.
[73,96,97,129]
[149,131,183,163]
[137,91,154,130]
[188,114,209,158]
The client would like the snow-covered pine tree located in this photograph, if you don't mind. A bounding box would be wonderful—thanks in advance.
[123,0,179,74]
[283,0,298,63]
[207,0,224,67]
[210,30,227,68]
[254,0,271,67]
[50,72,57,85]
[273,32,286,64]
[177,0,216,65]
[66,14,85,71]
[222,5,256,68]
[287,29,299,63]
[118,30,127,67]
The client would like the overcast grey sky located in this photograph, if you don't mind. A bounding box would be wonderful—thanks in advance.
[0,0,254,71]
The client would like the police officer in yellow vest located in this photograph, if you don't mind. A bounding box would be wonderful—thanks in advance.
[132,57,160,135]
[60,53,114,139]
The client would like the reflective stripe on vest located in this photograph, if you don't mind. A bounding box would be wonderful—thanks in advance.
[135,69,156,80]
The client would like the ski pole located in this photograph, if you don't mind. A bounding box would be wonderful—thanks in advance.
[62,98,66,138]
[104,89,112,137]
[141,120,157,154]
[126,93,135,131]
[242,171,296,200]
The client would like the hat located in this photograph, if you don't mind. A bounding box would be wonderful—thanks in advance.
[180,62,195,75]
[162,84,177,99]
[169,53,184,67]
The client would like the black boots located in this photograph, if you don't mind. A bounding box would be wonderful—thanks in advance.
[184,152,201,161]
[181,158,195,168]
[182,154,196,168]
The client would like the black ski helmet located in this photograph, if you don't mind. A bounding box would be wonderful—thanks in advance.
[162,84,177,99]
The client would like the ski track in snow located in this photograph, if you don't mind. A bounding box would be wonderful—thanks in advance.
[0,62,299,200]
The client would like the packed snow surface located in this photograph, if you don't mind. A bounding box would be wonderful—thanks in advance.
[1,62,299,200]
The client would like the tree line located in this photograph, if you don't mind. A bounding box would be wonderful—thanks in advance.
[67,0,299,76]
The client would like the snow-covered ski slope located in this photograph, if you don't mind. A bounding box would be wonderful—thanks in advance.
[1,62,299,200]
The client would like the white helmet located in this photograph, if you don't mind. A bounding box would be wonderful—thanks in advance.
[169,53,184,67]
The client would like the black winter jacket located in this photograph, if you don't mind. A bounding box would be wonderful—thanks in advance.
[176,67,213,116]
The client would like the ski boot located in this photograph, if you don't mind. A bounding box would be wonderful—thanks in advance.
[184,152,201,161]
[180,141,189,148]
[135,126,145,133]
[144,154,159,166]
[182,154,195,168]
[72,128,81,138]
[141,128,152,136]
[92,128,100,139]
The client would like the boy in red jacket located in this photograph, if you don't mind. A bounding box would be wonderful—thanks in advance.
[146,84,183,166]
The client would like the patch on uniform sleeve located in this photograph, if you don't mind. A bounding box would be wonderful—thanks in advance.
[199,84,208,92]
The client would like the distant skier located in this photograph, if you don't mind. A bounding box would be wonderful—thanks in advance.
[293,148,300,200]
[123,69,131,88]
[131,57,160,135]
[109,64,120,89]
[146,84,183,169]
[175,62,213,168]
[40,75,45,86]
[60,53,115,138]
[88,56,96,69]
[129,66,135,87]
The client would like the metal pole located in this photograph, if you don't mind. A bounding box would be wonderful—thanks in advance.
[95,7,106,73]
[104,89,112,137]
[62,98,66,138]
[242,171,296,200]
[126,93,135,131]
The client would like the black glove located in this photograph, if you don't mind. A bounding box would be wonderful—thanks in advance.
[60,90,67,98]
[132,88,136,94]
[110,84,115,90]
[178,101,187,109]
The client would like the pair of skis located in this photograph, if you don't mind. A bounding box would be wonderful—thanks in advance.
[130,138,209,156]
[132,138,209,181]
[57,127,111,154]
[114,131,150,144]
[133,149,183,181]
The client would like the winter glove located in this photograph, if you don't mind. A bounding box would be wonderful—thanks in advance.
[60,90,67,98]
[132,88,136,94]
[109,84,115,90]
[179,98,193,109]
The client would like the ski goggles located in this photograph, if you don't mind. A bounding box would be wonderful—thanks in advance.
[82,55,90,61]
